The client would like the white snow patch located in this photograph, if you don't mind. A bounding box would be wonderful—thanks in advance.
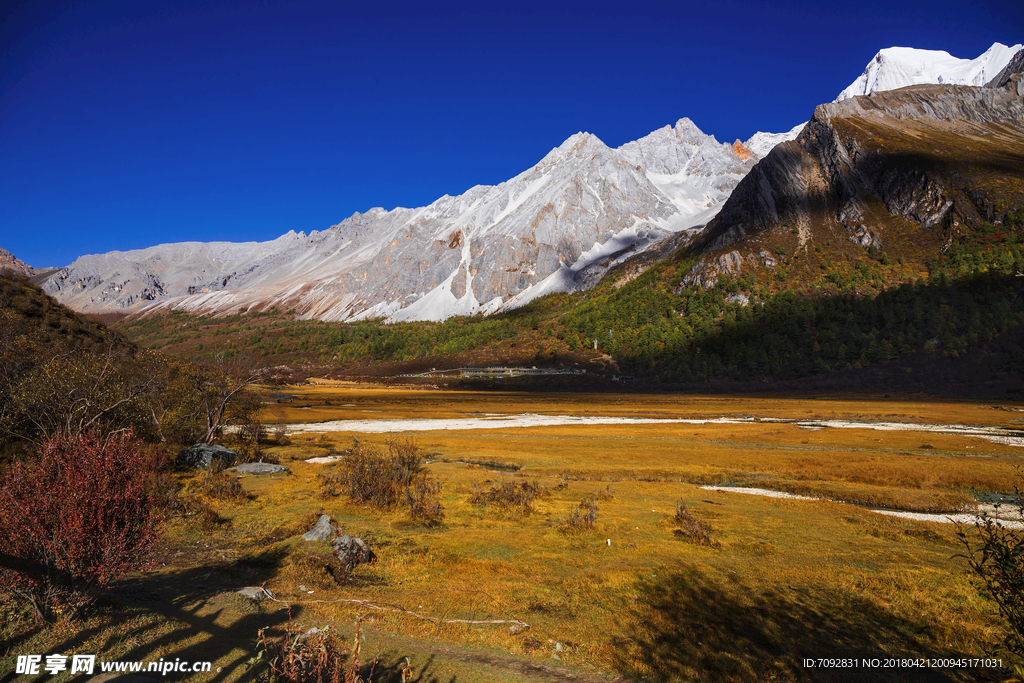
[701,486,817,500]
[702,486,1024,528]
[871,510,1024,529]
[744,123,807,158]
[759,418,1024,448]
[285,414,749,435]
[387,264,481,323]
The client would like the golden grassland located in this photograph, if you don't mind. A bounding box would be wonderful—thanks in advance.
[5,386,1024,682]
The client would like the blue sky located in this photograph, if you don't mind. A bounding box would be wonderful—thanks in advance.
[1,0,1020,267]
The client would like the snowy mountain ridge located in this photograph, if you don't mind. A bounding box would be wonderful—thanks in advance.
[837,42,1023,101]
[45,120,755,322]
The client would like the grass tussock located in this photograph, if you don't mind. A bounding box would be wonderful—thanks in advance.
[144,470,242,530]
[186,471,247,501]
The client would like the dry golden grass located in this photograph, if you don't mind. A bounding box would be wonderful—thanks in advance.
[220,387,1023,679]
[6,387,1022,682]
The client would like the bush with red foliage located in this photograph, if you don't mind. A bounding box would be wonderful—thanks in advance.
[0,431,160,622]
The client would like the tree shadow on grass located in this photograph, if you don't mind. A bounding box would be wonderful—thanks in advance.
[2,546,455,683]
[611,567,994,683]
[2,549,290,683]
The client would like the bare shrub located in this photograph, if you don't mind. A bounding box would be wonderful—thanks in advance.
[340,443,407,508]
[386,438,425,486]
[272,422,291,446]
[406,479,444,527]
[250,611,381,682]
[673,501,720,548]
[957,487,1024,661]
[558,497,598,533]
[469,480,546,513]
[320,439,443,525]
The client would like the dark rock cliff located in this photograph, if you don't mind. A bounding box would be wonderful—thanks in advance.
[676,81,1024,289]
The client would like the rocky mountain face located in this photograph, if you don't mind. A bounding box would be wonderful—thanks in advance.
[672,76,1024,289]
[741,43,1023,165]
[0,248,36,277]
[43,120,755,322]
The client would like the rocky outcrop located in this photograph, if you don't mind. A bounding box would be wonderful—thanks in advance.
[0,248,36,277]
[678,81,1024,288]
[228,462,289,476]
[988,48,1024,95]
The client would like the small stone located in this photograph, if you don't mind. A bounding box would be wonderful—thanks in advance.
[295,627,322,642]
[509,623,529,636]
[298,585,307,591]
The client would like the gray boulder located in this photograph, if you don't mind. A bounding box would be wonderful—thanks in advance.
[302,514,337,541]
[332,535,376,571]
[236,586,274,601]
[228,462,290,476]
[176,444,236,470]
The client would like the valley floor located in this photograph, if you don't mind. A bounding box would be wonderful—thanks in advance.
[6,388,1024,682]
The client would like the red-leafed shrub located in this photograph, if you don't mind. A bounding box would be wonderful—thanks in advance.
[0,431,160,622]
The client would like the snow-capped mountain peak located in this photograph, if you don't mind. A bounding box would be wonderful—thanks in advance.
[836,42,1023,101]
[744,42,1023,161]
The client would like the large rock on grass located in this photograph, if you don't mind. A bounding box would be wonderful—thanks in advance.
[333,535,376,571]
[237,586,274,601]
[228,462,290,476]
[302,514,336,541]
[176,444,236,470]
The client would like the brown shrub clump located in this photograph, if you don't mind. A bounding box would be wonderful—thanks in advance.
[406,479,445,527]
[673,501,720,549]
[318,439,443,526]
[469,480,546,513]
[558,497,598,533]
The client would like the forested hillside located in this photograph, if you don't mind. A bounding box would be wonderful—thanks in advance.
[112,211,1024,395]
[0,274,264,458]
